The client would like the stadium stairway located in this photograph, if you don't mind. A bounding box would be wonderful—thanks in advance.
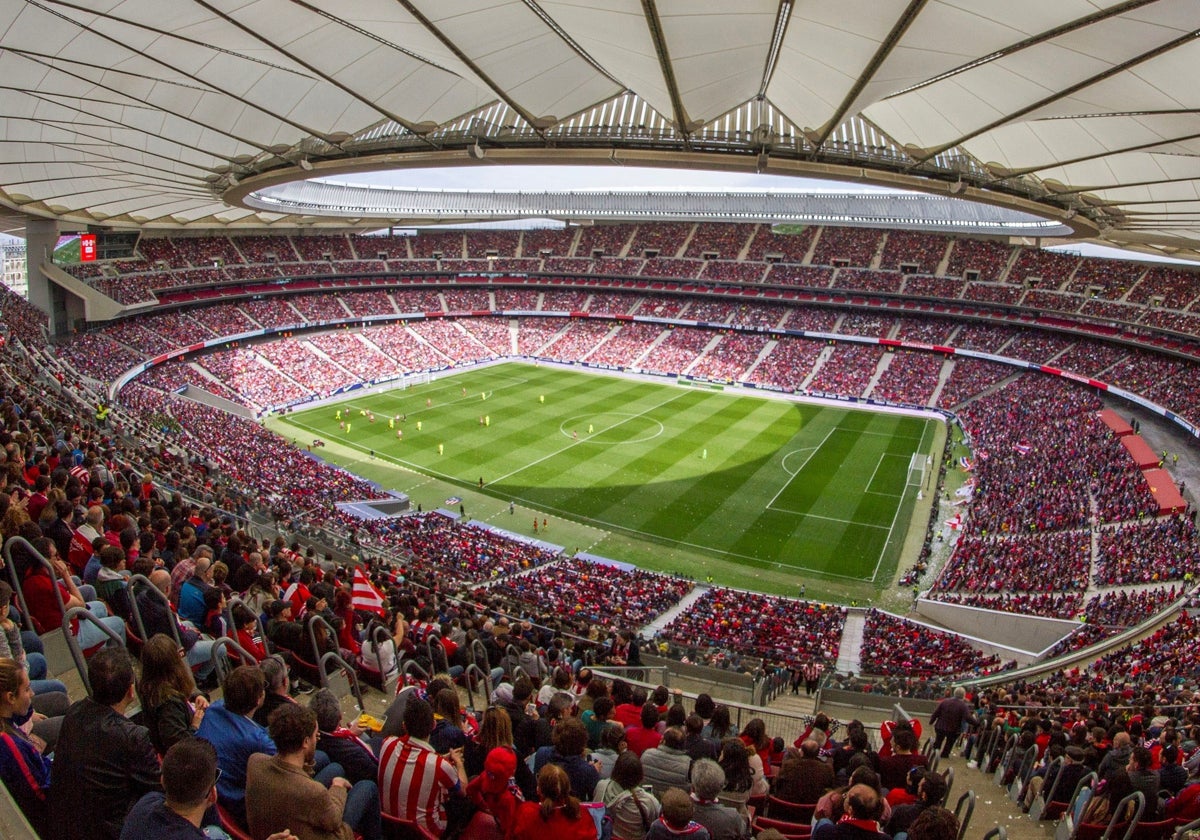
[835,608,867,674]
[639,585,712,638]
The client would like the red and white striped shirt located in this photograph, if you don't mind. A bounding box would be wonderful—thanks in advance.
[378,735,460,834]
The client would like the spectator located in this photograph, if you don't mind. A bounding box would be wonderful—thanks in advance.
[378,696,466,836]
[929,687,972,758]
[905,806,959,840]
[0,657,52,835]
[683,714,718,762]
[136,569,219,684]
[312,688,378,785]
[136,633,209,755]
[1159,744,1187,797]
[592,750,661,840]
[246,701,381,840]
[812,783,890,840]
[876,726,927,792]
[689,758,748,840]
[464,747,522,840]
[777,739,834,804]
[1098,732,1132,782]
[463,706,535,801]
[194,664,275,826]
[1080,769,1137,826]
[646,787,711,839]
[625,701,664,756]
[48,647,161,840]
[533,716,601,801]
[1126,745,1160,817]
[885,770,946,837]
[119,739,232,840]
[641,726,692,796]
[512,763,598,840]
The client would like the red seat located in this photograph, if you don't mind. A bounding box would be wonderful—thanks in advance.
[216,803,253,840]
[1127,819,1179,840]
[381,810,438,840]
[1041,800,1070,821]
[753,815,812,838]
[767,796,816,823]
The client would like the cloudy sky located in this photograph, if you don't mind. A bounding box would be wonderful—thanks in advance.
[326,165,1186,264]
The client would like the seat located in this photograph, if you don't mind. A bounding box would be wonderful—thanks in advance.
[752,815,812,839]
[216,803,253,840]
[767,796,816,823]
[1127,819,1179,840]
[381,810,438,840]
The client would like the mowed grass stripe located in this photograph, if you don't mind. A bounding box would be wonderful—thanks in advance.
[278,363,937,579]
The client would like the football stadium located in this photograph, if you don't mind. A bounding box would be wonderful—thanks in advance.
[0,4,1199,840]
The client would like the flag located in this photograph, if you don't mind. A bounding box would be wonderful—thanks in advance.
[959,456,973,472]
[1014,442,1032,456]
[352,567,387,616]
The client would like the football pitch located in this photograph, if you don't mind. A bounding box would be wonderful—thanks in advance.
[271,363,939,590]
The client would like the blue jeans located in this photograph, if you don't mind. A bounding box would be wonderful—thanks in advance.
[343,779,381,840]
[316,762,381,840]
[77,601,126,649]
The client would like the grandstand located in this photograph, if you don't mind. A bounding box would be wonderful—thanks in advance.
[7,4,1200,835]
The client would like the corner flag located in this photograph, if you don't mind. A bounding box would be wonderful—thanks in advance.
[351,567,387,616]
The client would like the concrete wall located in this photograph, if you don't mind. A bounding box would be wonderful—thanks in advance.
[915,598,1078,657]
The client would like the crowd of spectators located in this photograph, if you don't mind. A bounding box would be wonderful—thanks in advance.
[879,230,946,274]
[962,281,1025,305]
[746,339,824,390]
[860,609,1012,678]
[640,328,713,376]
[808,344,884,396]
[870,351,945,406]
[902,275,966,300]
[489,558,693,635]
[932,531,1092,595]
[577,225,635,258]
[944,238,1013,281]
[628,222,692,258]
[639,258,703,279]
[928,591,1084,620]
[830,268,904,294]
[1095,517,1200,585]
[1066,256,1146,298]
[659,588,846,670]
[935,358,1013,410]
[687,334,770,382]
[809,226,882,267]
[1083,587,1184,627]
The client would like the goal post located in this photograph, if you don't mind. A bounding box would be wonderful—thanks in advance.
[907,452,925,487]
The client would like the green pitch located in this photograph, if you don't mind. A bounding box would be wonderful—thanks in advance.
[271,363,938,589]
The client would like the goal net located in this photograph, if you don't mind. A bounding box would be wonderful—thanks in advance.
[908,453,926,487]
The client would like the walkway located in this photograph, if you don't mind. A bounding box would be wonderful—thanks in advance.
[835,609,867,674]
[641,585,711,639]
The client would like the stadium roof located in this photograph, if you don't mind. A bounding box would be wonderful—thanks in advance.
[3,1,1200,257]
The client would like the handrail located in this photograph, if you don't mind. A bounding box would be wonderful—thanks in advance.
[209,636,257,684]
[365,622,396,680]
[127,573,183,649]
[3,536,63,633]
[954,789,975,840]
[464,663,492,711]
[425,631,449,675]
[63,606,126,697]
[306,613,340,671]
[319,650,364,712]
[400,658,430,684]
[1034,757,1065,816]
[225,595,273,653]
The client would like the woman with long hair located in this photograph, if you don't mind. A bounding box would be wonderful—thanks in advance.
[429,687,467,754]
[1080,769,1138,826]
[591,750,661,840]
[0,657,52,836]
[466,706,536,800]
[737,718,773,794]
[703,704,733,740]
[512,764,598,840]
[717,737,761,813]
[137,633,208,754]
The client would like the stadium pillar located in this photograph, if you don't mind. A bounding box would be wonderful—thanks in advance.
[24,216,68,334]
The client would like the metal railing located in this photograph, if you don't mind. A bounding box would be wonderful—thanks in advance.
[63,606,126,697]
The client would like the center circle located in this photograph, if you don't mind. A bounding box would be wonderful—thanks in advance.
[559,413,665,445]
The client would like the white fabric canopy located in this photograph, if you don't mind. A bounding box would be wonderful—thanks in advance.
[1,0,1198,252]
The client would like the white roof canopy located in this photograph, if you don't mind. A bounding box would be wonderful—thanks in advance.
[2,0,1199,256]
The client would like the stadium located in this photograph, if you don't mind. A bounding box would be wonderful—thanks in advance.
[0,3,1199,839]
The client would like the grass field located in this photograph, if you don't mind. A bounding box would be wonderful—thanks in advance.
[270,363,939,593]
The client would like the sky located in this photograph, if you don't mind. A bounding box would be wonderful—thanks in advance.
[325,165,1189,265]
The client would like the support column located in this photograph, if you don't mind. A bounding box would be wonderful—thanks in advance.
[24,217,63,334]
